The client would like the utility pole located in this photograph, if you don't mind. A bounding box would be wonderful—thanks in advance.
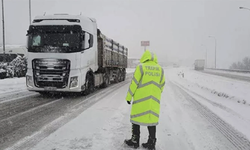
[239,6,250,60]
[1,0,5,62]
[29,0,31,24]
[201,44,208,68]
[208,36,217,69]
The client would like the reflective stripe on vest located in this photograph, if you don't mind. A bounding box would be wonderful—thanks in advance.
[130,120,159,126]
[127,64,144,96]
[138,81,161,90]
[132,95,160,105]
[136,65,162,90]
[128,88,133,96]
[132,77,139,85]
[160,68,164,83]
[161,81,165,88]
[139,64,144,75]
[131,110,159,118]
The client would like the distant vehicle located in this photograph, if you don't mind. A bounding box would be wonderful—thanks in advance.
[26,14,128,94]
[173,63,179,68]
[194,59,205,70]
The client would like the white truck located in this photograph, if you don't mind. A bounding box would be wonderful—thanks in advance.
[26,14,128,94]
[194,59,205,70]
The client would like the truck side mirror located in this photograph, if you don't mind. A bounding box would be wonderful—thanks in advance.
[83,32,93,50]
[81,33,85,50]
[89,34,93,48]
[84,33,90,49]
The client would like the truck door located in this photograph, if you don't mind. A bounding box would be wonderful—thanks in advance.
[80,32,95,86]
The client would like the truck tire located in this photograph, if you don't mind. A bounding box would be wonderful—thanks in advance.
[122,70,126,81]
[101,71,110,88]
[114,69,120,83]
[84,75,95,95]
[118,69,123,82]
[86,78,95,94]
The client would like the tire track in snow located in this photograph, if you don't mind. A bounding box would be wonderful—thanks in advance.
[4,79,132,150]
[0,72,134,121]
[171,81,250,150]
[172,81,250,124]
[0,95,58,121]
[0,89,27,98]
[0,91,37,103]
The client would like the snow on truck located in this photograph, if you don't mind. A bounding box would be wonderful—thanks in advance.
[26,14,128,94]
[194,59,205,70]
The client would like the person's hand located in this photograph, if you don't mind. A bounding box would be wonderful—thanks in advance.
[127,101,131,105]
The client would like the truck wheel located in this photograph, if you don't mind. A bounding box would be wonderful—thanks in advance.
[122,71,126,81]
[101,72,110,88]
[115,69,120,83]
[118,69,123,82]
[85,76,95,95]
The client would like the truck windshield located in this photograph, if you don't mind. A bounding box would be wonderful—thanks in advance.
[27,25,82,53]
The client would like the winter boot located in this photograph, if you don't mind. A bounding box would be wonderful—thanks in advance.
[142,137,156,150]
[124,135,140,149]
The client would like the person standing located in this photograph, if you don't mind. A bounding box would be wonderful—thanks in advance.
[124,50,165,150]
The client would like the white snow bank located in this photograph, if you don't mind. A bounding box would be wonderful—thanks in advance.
[205,69,250,77]
[167,68,250,140]
[0,77,26,95]
[126,68,135,74]
[171,68,250,105]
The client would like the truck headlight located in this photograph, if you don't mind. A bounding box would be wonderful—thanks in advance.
[26,75,33,87]
[70,76,78,88]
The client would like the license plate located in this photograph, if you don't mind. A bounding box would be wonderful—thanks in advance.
[44,87,57,91]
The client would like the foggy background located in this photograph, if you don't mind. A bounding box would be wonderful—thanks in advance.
[1,0,250,68]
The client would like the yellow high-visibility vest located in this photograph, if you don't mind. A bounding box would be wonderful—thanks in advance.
[126,50,165,126]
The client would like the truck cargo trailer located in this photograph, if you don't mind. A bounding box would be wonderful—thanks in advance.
[194,59,205,70]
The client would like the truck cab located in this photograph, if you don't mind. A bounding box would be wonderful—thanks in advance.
[26,14,98,93]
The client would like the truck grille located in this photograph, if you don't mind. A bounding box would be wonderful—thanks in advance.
[32,59,70,88]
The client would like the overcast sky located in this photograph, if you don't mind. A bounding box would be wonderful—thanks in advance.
[1,0,250,68]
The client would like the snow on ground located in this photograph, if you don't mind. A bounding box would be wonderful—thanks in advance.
[175,68,250,104]
[0,45,26,54]
[8,68,243,150]
[167,67,250,141]
[205,68,250,77]
[126,68,135,74]
[0,77,26,95]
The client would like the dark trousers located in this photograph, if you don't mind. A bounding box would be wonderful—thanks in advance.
[132,123,156,139]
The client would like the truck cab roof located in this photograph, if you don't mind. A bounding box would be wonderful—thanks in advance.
[31,14,97,34]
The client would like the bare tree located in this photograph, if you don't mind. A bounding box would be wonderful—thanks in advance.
[230,57,250,70]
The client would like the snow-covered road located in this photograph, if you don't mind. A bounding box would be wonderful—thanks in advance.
[3,68,250,150]
[0,77,26,95]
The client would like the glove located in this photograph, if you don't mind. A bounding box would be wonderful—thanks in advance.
[127,101,131,105]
